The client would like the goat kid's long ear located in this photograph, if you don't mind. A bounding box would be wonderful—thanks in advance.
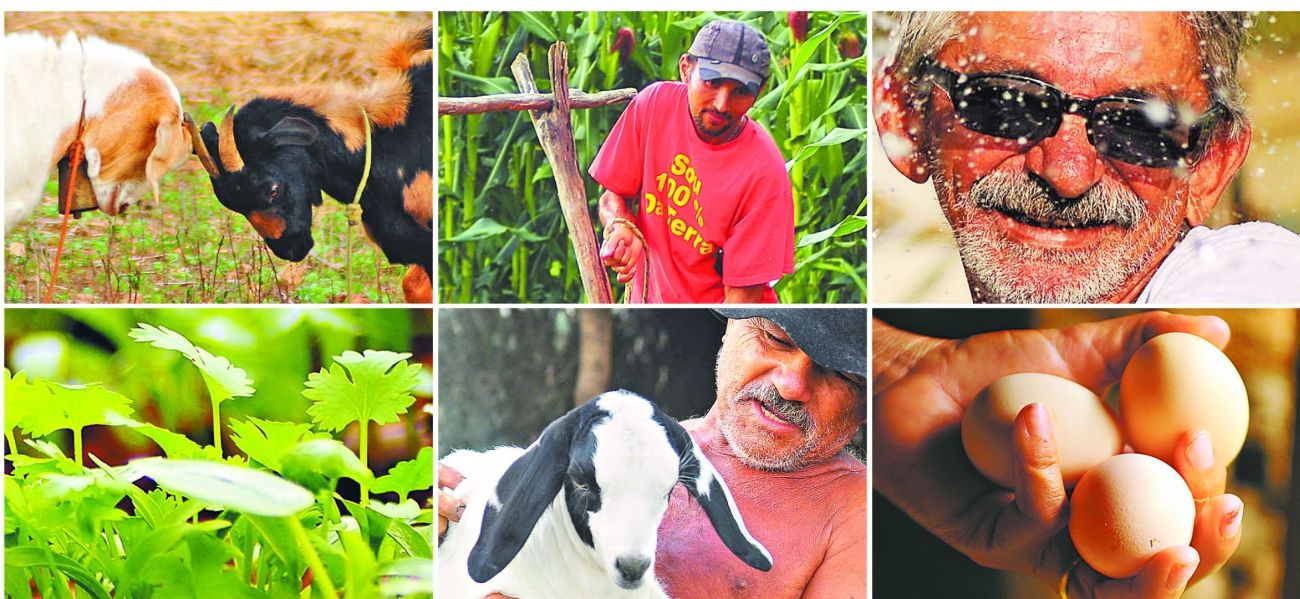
[467,409,581,583]
[265,116,319,147]
[666,421,773,572]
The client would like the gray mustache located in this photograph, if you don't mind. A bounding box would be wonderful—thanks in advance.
[746,383,810,431]
[967,170,1146,229]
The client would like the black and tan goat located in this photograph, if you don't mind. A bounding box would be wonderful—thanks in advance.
[188,26,432,302]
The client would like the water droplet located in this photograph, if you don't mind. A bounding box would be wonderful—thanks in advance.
[879,132,916,161]
[1142,99,1173,126]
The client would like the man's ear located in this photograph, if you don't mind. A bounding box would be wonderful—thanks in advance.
[873,61,931,183]
[1186,121,1252,226]
[679,54,692,82]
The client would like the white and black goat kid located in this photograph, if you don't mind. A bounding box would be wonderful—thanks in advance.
[439,390,772,598]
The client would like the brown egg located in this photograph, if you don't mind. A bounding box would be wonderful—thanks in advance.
[1069,454,1195,579]
[961,373,1122,488]
[1120,332,1248,470]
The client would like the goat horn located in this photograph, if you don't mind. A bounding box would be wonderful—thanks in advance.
[183,112,220,177]
[218,106,245,173]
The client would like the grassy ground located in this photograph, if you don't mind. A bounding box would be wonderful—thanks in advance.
[4,12,430,303]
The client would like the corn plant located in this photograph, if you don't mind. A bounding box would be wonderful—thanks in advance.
[439,11,867,303]
[4,327,432,598]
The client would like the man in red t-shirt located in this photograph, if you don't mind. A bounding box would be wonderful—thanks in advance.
[590,20,795,303]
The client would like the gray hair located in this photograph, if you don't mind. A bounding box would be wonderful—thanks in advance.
[881,11,1250,138]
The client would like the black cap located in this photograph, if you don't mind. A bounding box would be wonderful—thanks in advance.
[715,309,866,378]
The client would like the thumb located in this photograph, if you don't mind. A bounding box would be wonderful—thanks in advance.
[1011,402,1068,526]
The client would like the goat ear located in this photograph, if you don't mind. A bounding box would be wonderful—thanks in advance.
[467,406,584,583]
[665,418,773,572]
[266,117,319,147]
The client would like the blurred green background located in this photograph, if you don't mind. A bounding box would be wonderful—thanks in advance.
[439,11,867,303]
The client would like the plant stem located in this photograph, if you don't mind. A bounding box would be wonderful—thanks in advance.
[73,427,83,467]
[211,398,223,458]
[358,422,369,508]
[288,515,339,599]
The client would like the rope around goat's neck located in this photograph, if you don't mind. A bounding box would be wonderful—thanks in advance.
[47,38,89,304]
[345,107,373,301]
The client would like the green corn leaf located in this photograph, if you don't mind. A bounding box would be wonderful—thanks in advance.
[228,417,330,472]
[372,447,433,502]
[780,12,856,106]
[303,350,421,432]
[796,215,868,248]
[128,323,254,404]
[130,458,313,517]
[515,11,560,42]
[784,127,869,172]
[20,381,133,440]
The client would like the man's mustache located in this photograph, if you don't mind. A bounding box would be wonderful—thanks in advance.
[967,170,1147,229]
[739,382,810,431]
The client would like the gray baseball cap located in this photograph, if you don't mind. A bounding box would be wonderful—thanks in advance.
[714,308,866,379]
[688,20,771,95]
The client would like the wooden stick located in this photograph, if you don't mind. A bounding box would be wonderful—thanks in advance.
[511,43,613,304]
[438,88,635,116]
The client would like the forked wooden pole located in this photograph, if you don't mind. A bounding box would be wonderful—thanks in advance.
[510,42,613,304]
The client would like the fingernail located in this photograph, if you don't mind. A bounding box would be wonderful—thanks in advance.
[455,502,466,517]
[1025,403,1050,441]
[1166,561,1196,591]
[1186,431,1214,470]
[1221,503,1243,538]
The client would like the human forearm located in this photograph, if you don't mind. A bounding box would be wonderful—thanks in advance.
[723,284,768,303]
[597,189,635,230]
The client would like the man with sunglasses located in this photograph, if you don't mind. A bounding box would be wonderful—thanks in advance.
[875,12,1300,303]
[590,19,795,303]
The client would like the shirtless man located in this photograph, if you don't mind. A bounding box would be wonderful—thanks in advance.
[438,308,867,598]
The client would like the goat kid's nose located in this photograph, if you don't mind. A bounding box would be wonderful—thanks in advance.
[615,555,651,582]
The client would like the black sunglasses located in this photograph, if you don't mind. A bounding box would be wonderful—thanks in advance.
[918,58,1223,168]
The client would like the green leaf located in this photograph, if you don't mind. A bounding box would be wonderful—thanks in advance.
[106,412,212,460]
[796,215,868,248]
[228,417,330,472]
[20,381,133,439]
[303,350,421,432]
[780,12,860,105]
[444,218,547,243]
[372,447,433,502]
[5,547,112,599]
[128,323,254,404]
[380,558,433,597]
[131,458,314,517]
[444,218,509,241]
[514,11,560,42]
[242,515,305,577]
[784,127,869,172]
[5,369,46,439]
[338,525,379,596]
[280,439,372,493]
